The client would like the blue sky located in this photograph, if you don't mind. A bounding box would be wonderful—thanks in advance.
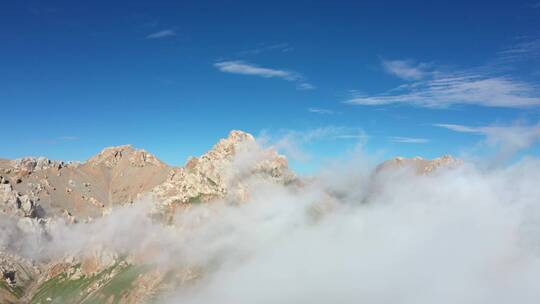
[2,1,540,172]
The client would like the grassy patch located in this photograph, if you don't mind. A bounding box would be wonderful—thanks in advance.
[187,194,203,204]
[28,262,154,304]
[0,280,24,299]
[30,263,118,304]
[80,264,149,304]
[99,265,146,297]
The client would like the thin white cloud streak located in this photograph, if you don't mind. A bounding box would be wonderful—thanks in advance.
[435,122,540,161]
[381,59,429,80]
[146,29,176,39]
[32,135,79,145]
[496,38,540,63]
[389,136,429,144]
[58,136,79,141]
[281,127,366,143]
[308,107,334,114]
[346,73,540,108]
[214,61,314,90]
[297,83,315,90]
[258,127,366,161]
[434,123,480,133]
[238,43,293,56]
[214,61,300,81]
[333,133,368,140]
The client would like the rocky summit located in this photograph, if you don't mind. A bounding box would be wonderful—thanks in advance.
[0,130,458,304]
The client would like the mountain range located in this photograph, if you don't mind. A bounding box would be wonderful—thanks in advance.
[0,130,457,304]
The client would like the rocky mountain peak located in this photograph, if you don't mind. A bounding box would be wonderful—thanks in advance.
[201,130,256,162]
[152,130,294,206]
[377,155,461,175]
[226,130,255,143]
[86,145,164,168]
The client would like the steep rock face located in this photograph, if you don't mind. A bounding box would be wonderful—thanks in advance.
[0,252,39,304]
[152,130,295,206]
[0,183,41,218]
[79,145,169,213]
[0,215,45,304]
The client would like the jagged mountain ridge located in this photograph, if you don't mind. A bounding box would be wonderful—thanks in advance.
[0,130,295,222]
[1,145,170,220]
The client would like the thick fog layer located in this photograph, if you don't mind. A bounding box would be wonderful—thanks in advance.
[166,157,540,304]
[2,148,540,303]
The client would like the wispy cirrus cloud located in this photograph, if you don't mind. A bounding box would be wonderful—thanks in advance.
[31,135,79,145]
[281,126,366,142]
[215,61,299,80]
[435,122,540,140]
[496,37,540,63]
[389,136,429,144]
[145,29,176,39]
[346,71,540,108]
[258,126,366,161]
[214,60,314,90]
[433,123,480,133]
[308,107,334,114]
[348,38,540,108]
[297,83,316,90]
[435,122,540,160]
[238,43,293,56]
[58,136,79,141]
[381,59,430,80]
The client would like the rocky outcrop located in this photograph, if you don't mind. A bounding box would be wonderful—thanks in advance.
[376,155,461,175]
[10,157,65,173]
[0,183,42,218]
[151,130,295,206]
[0,252,40,303]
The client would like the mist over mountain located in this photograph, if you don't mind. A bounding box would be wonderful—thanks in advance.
[1,130,540,303]
[3,1,540,303]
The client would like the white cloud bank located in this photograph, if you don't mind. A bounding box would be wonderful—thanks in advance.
[164,151,540,304]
